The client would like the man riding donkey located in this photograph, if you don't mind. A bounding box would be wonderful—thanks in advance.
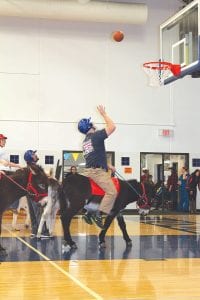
[78,105,117,229]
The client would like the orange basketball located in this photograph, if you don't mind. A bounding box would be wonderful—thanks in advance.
[112,31,124,42]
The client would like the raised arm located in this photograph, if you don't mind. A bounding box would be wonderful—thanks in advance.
[97,105,116,136]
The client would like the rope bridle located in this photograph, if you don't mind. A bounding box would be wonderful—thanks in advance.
[26,172,48,201]
[2,170,48,202]
[115,171,150,209]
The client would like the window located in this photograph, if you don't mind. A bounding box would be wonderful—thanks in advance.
[121,157,130,166]
[10,155,19,164]
[62,150,115,179]
[192,158,200,167]
[45,155,54,165]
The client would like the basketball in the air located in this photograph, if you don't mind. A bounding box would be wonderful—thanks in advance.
[112,31,124,42]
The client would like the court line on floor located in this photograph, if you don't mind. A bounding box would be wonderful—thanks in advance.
[140,216,199,234]
[3,225,103,300]
[125,215,200,234]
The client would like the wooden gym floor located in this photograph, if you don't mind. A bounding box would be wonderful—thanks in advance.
[1,214,200,300]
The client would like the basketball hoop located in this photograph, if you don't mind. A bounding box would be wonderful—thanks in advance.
[143,61,181,87]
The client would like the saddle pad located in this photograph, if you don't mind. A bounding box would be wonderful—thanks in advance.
[89,177,120,196]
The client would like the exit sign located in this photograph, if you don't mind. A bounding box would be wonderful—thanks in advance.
[158,129,173,137]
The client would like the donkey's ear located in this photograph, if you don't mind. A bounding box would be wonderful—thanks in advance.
[28,163,38,175]
[28,162,39,174]
[30,167,36,175]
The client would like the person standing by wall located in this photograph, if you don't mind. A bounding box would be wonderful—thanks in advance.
[178,166,189,212]
[78,105,117,229]
[70,166,77,175]
[167,167,178,210]
[147,174,154,187]
[0,133,22,170]
[141,169,149,183]
[65,165,78,178]
[187,169,200,214]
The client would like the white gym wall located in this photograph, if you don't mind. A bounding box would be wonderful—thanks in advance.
[0,0,199,177]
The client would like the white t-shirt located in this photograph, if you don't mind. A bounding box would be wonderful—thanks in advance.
[0,147,10,170]
[0,147,9,160]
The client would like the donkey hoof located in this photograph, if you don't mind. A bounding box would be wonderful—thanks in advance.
[0,247,7,256]
[62,240,77,251]
[0,245,6,251]
[99,242,106,249]
[71,243,78,250]
[62,245,70,252]
[62,243,77,254]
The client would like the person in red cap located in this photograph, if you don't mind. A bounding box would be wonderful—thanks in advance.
[0,135,5,173]
[0,133,22,171]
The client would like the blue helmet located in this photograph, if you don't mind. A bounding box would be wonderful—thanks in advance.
[78,118,93,134]
[24,150,37,163]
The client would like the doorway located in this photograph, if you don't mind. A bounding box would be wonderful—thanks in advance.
[62,150,115,179]
[140,152,189,213]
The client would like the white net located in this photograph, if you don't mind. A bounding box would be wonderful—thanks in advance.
[143,62,172,87]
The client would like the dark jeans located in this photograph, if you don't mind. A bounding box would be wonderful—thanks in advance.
[27,197,48,235]
[9,199,20,210]
[169,190,178,210]
[188,190,197,213]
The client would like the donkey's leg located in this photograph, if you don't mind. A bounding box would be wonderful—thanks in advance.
[37,199,50,238]
[24,208,30,229]
[47,212,53,236]
[46,199,60,236]
[60,209,77,249]
[0,214,6,253]
[27,197,39,235]
[98,213,116,249]
[11,198,21,231]
[49,207,59,236]
[37,213,46,238]
[23,197,30,228]
[12,212,19,230]
[0,242,5,252]
[116,212,132,247]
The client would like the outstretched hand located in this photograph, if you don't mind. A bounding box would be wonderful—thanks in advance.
[97,104,116,136]
[97,105,106,116]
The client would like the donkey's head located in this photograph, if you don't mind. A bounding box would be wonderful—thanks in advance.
[25,164,49,201]
[136,181,155,216]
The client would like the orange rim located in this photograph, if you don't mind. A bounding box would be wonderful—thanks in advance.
[143,61,172,70]
[143,61,181,76]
